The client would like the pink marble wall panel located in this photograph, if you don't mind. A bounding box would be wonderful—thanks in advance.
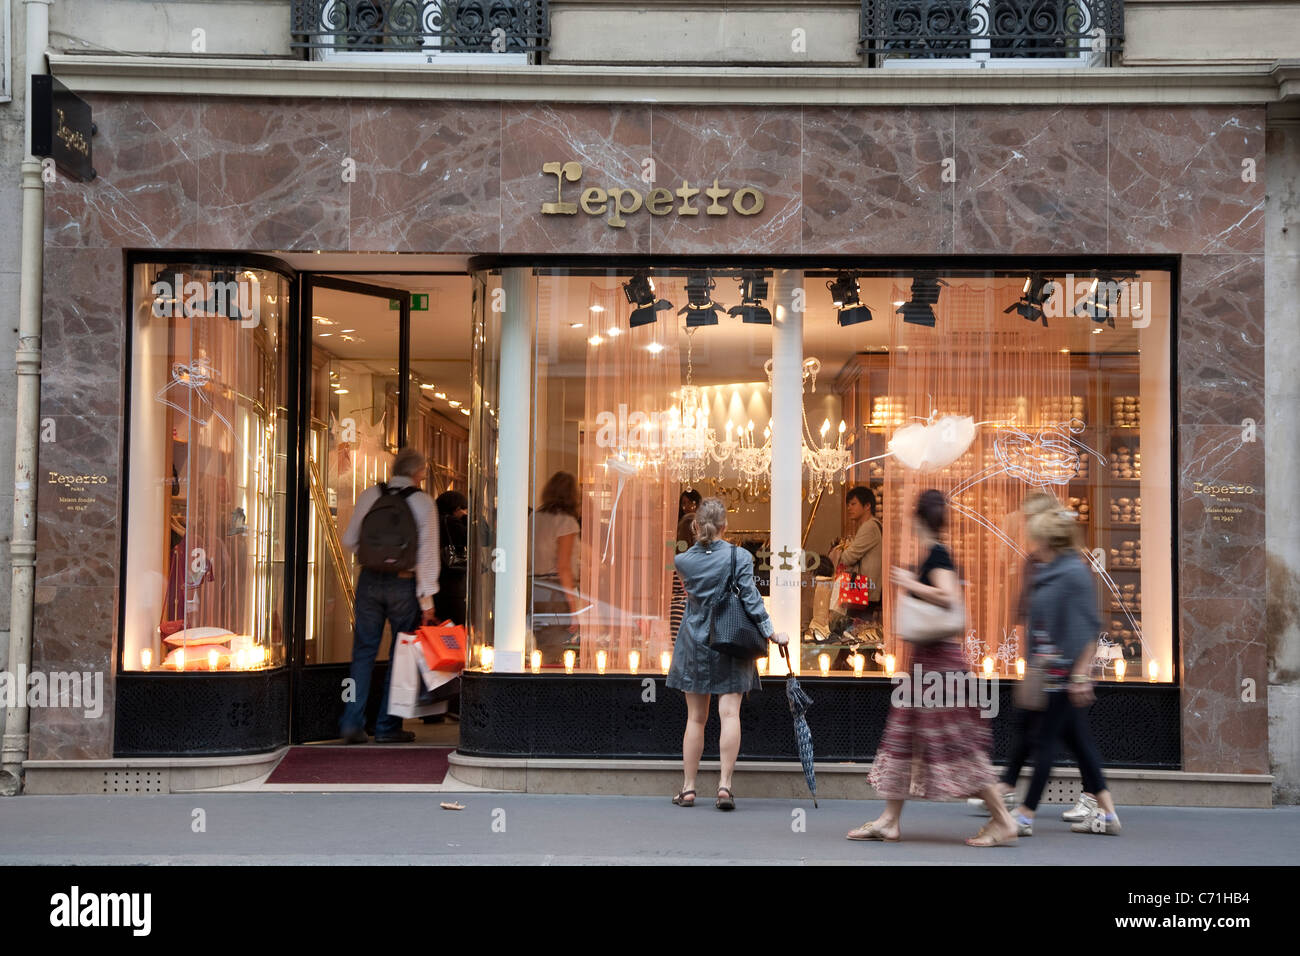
[954,107,1108,254]
[1109,108,1265,255]
[802,107,953,254]
[46,96,200,249]
[195,97,351,250]
[349,100,502,253]
[500,104,653,255]
[27,587,119,760]
[1177,255,1266,426]
[647,107,801,255]
[1180,594,1269,774]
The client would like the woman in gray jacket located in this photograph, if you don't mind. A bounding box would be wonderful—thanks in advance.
[1013,506,1123,836]
[667,498,789,810]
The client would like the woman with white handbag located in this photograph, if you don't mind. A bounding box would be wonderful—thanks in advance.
[849,490,1020,847]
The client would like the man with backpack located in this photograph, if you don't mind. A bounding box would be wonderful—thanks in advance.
[338,446,440,743]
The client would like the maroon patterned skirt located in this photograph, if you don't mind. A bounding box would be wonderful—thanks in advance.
[867,640,996,801]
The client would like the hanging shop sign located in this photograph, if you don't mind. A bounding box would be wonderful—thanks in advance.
[31,75,96,182]
[541,161,765,228]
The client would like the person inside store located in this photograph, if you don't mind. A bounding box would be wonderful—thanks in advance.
[434,490,469,626]
[829,486,883,642]
[852,489,1021,846]
[530,471,582,666]
[670,489,703,641]
[337,446,440,744]
[1011,505,1123,836]
[667,497,790,811]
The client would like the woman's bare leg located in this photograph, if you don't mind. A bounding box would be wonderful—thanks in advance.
[718,692,742,793]
[681,693,710,795]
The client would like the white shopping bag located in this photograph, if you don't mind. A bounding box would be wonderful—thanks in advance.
[388,633,445,719]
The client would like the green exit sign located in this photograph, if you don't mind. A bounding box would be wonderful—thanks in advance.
[389,295,430,311]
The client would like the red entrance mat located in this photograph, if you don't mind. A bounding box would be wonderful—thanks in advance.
[266,746,452,785]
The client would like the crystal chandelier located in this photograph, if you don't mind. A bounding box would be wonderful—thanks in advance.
[663,328,735,484]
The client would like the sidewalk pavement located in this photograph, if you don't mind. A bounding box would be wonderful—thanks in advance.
[1,792,1296,865]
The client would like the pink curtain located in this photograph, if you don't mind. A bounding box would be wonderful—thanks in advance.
[578,280,685,670]
[884,280,1075,675]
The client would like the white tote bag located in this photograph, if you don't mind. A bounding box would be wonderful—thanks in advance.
[895,593,966,645]
[388,633,445,719]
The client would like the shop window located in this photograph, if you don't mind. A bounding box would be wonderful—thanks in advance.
[468,263,1173,684]
[123,263,290,673]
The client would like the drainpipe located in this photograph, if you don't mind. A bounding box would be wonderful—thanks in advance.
[1,0,52,796]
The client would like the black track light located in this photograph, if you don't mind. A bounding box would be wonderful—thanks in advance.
[826,273,872,326]
[624,271,672,327]
[728,271,772,324]
[837,304,874,327]
[679,270,724,327]
[898,275,943,327]
[1004,273,1055,327]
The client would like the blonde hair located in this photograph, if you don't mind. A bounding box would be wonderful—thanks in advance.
[1027,507,1079,554]
[693,498,728,544]
[1022,492,1059,517]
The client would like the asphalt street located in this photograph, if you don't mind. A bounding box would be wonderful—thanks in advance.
[0,793,1296,865]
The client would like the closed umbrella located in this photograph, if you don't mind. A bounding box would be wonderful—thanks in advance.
[779,644,818,807]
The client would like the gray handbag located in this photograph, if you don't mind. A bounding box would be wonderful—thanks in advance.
[707,544,770,660]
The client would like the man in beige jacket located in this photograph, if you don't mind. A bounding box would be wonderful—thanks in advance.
[830,486,883,636]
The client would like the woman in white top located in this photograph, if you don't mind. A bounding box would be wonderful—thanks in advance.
[531,471,581,665]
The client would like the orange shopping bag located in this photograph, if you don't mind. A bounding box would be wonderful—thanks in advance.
[415,622,468,672]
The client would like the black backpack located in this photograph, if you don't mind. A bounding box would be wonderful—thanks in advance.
[358,483,419,573]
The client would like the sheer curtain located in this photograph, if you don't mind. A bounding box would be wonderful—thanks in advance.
[578,280,685,670]
[885,280,1075,674]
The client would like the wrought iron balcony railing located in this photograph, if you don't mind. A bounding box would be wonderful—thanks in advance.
[859,0,1123,65]
[291,0,550,60]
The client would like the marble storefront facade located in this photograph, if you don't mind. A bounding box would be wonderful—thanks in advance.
[33,96,1268,778]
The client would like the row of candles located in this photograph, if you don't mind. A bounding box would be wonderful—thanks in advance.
[475,647,1160,681]
[140,646,270,671]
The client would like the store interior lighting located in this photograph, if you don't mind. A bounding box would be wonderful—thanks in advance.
[827,272,872,327]
[728,271,772,324]
[898,275,944,327]
[623,271,673,327]
[679,270,725,327]
[1005,273,1055,326]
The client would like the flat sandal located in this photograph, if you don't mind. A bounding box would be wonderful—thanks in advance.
[715,787,735,811]
[672,789,696,807]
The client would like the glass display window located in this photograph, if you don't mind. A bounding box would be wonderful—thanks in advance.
[468,262,1175,682]
[123,262,291,672]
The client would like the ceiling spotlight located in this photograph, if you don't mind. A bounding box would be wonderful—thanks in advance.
[624,271,672,327]
[826,273,872,327]
[1005,274,1055,327]
[590,304,605,313]
[728,271,772,324]
[899,275,944,327]
[569,322,585,329]
[606,326,622,337]
[646,342,665,354]
[588,334,604,346]
[1074,273,1134,329]
[679,270,724,327]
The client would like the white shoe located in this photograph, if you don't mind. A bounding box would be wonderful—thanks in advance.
[1062,793,1098,822]
[1070,807,1122,836]
[967,791,1018,815]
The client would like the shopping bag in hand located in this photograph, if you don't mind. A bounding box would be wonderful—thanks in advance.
[388,633,445,719]
[831,567,873,612]
[416,622,468,672]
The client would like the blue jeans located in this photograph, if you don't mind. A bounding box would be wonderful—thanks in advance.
[340,569,421,737]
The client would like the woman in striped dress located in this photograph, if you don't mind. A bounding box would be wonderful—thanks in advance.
[669,490,702,641]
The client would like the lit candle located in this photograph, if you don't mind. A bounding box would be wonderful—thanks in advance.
[661,650,671,675]
[1016,658,1025,677]
[1148,660,1158,683]
[982,656,994,677]
[208,649,219,671]
[141,648,152,671]
[756,657,767,676]
[1115,659,1126,680]
[596,650,607,675]
[236,649,248,671]
[885,654,896,677]
[818,653,830,677]
[852,653,865,677]
[628,650,640,674]
[530,650,541,674]
[481,646,495,671]
[564,649,576,674]
[176,648,186,672]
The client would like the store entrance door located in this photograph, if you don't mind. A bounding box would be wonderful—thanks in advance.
[289,274,470,754]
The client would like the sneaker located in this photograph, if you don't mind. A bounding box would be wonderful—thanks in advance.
[1015,814,1034,838]
[1062,793,1098,822]
[967,791,1018,815]
[1070,808,1122,836]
